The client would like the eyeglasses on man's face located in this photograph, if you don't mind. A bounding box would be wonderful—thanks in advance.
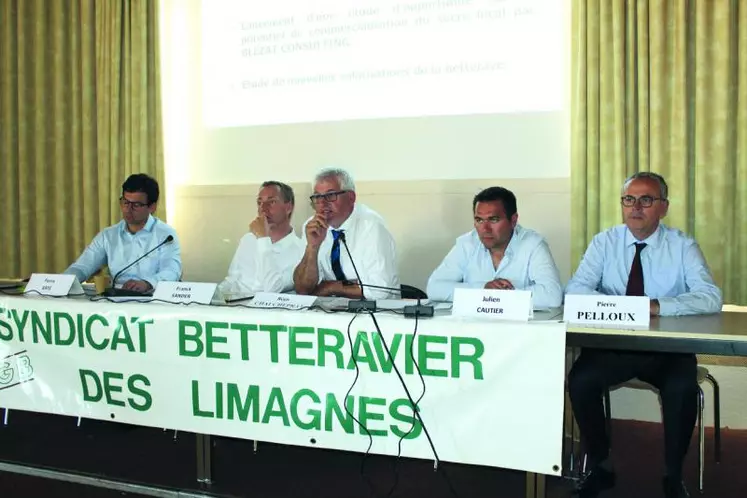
[620,195,665,208]
[119,197,150,210]
[309,190,349,204]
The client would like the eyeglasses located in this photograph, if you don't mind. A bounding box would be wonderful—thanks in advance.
[309,190,349,204]
[119,197,150,210]
[620,195,666,208]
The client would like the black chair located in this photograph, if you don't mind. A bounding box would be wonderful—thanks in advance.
[400,284,427,300]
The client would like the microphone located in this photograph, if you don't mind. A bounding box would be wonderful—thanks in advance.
[357,283,435,318]
[338,232,433,317]
[337,231,376,312]
[103,235,174,296]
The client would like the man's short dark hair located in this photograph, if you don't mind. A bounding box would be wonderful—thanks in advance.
[472,186,518,218]
[261,181,295,205]
[122,174,159,204]
[622,171,669,200]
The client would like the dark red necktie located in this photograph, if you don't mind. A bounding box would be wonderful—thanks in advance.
[625,242,647,296]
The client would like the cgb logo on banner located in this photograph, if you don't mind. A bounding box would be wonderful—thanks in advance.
[0,296,566,476]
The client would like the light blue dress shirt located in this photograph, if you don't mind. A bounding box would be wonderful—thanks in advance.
[64,215,181,288]
[426,225,563,308]
[565,224,722,316]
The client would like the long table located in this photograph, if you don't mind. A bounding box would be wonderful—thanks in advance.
[0,294,567,497]
[2,292,746,498]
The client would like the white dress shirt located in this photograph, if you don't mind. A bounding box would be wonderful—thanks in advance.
[426,225,563,308]
[218,230,304,296]
[64,215,181,288]
[301,204,400,300]
[565,224,722,316]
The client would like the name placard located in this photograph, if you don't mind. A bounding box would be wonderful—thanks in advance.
[25,273,83,297]
[452,288,532,321]
[563,294,650,329]
[249,292,317,310]
[153,282,217,305]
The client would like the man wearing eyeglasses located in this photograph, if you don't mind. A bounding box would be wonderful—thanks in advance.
[426,186,563,308]
[566,172,722,498]
[293,167,399,299]
[64,174,181,293]
[218,181,304,297]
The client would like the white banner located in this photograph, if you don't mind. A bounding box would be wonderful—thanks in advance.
[0,295,566,476]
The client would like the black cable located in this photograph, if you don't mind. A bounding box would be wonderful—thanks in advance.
[367,311,460,498]
[385,310,425,497]
[342,311,383,498]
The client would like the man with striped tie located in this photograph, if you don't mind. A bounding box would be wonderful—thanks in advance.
[293,167,399,300]
[565,172,722,498]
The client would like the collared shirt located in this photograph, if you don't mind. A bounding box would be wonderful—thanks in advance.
[426,225,563,308]
[64,215,181,288]
[301,203,400,300]
[565,224,723,316]
[218,230,304,296]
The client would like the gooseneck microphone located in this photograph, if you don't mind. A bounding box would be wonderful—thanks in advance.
[103,234,174,296]
[337,231,377,312]
[358,283,435,318]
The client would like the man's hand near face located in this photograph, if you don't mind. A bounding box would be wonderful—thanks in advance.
[305,213,329,249]
[249,215,270,239]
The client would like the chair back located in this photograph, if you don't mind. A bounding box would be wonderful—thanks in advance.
[400,284,427,300]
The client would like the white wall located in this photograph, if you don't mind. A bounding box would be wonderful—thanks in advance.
[172,177,572,290]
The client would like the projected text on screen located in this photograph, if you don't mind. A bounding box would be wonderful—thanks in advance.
[202,0,563,127]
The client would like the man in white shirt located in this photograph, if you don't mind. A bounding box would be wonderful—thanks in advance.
[64,174,181,293]
[293,168,399,300]
[427,186,563,308]
[219,181,304,297]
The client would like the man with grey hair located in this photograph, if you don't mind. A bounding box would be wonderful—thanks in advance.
[293,167,399,299]
[566,171,722,498]
[219,181,304,297]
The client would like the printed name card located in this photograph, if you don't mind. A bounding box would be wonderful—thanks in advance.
[25,273,83,297]
[563,295,650,329]
[452,288,532,321]
[153,282,217,305]
[249,292,317,310]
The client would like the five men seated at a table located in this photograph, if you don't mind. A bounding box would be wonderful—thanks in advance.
[62,169,723,497]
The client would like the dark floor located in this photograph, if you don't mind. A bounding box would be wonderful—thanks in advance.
[0,472,143,497]
[0,410,743,498]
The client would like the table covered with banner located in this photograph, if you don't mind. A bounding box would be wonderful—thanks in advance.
[0,294,567,495]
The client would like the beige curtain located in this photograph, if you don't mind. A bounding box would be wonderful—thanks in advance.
[0,0,164,278]
[572,0,747,305]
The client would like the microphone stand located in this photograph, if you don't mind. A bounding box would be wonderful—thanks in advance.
[103,235,174,297]
[338,233,377,313]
